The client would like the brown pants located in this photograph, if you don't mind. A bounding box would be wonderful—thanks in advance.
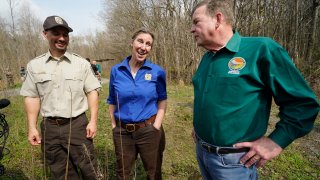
[156,126,165,179]
[41,114,98,180]
[113,123,165,180]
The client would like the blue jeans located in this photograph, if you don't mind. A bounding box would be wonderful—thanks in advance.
[196,137,258,180]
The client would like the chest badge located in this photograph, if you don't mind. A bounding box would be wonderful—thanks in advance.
[145,73,152,81]
[228,57,246,75]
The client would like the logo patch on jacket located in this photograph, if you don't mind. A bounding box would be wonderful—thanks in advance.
[145,73,152,81]
[228,57,246,75]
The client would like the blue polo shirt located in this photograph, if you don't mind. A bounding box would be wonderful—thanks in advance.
[107,56,167,123]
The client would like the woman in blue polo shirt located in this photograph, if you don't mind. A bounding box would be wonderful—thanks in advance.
[107,28,167,180]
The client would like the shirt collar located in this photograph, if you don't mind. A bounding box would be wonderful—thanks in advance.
[119,56,153,70]
[45,50,72,63]
[224,30,241,53]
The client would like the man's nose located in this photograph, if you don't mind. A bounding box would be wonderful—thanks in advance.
[58,35,66,40]
[190,25,195,33]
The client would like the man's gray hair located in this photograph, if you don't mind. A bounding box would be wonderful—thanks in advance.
[191,0,235,26]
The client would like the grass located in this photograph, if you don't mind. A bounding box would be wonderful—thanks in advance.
[0,84,319,179]
[0,81,22,91]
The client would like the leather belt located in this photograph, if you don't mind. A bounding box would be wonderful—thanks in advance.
[196,134,249,154]
[118,115,156,132]
[201,143,249,154]
[45,113,84,126]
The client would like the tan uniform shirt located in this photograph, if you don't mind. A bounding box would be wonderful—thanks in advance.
[20,51,101,118]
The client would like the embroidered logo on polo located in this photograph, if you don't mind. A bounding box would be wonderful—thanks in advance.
[228,57,246,75]
[145,73,152,80]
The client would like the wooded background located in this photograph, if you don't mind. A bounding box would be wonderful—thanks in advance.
[1,0,319,93]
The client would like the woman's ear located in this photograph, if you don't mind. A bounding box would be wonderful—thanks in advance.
[130,39,134,47]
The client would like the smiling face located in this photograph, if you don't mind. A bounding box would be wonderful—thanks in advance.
[130,32,153,62]
[43,26,69,57]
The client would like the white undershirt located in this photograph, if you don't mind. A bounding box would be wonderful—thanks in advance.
[132,71,137,79]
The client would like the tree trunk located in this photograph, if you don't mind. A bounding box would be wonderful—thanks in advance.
[293,0,299,65]
[306,0,320,78]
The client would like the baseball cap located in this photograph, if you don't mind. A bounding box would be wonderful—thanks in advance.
[43,16,73,32]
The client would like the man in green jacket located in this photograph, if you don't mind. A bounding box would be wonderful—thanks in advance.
[191,0,320,179]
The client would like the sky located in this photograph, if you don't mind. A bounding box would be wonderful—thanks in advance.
[0,0,105,35]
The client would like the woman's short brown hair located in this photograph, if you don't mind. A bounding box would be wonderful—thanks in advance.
[131,28,155,41]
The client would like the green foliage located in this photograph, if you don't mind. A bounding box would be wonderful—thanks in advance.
[0,84,319,179]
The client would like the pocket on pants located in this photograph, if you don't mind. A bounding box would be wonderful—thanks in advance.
[150,124,161,132]
[220,152,246,167]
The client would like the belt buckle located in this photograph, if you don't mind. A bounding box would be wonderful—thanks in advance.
[57,119,62,125]
[55,118,69,125]
[125,124,136,132]
[55,119,64,125]
[216,147,220,154]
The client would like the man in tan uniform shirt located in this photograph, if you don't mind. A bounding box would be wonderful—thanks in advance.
[20,16,101,180]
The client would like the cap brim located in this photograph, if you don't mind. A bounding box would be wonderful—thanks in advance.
[45,25,73,32]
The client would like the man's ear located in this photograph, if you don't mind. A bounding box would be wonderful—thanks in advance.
[42,31,48,39]
[215,12,223,29]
